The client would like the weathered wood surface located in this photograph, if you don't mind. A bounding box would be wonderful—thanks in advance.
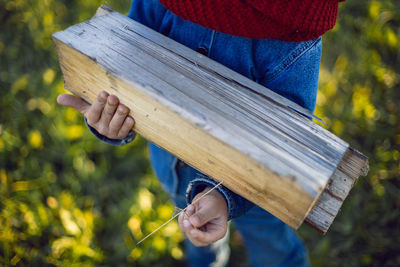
[52,5,368,232]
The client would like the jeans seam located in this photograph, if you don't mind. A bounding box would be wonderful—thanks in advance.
[170,156,180,195]
[208,30,217,57]
[264,37,321,82]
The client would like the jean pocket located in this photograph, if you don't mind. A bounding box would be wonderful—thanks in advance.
[255,37,322,112]
[261,37,322,83]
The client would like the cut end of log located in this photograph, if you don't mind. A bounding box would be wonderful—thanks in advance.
[348,147,369,177]
[305,147,369,233]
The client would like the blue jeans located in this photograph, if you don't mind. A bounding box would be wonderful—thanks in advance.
[128,1,321,266]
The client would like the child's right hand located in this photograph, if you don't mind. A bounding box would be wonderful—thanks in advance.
[178,187,228,247]
[57,91,135,139]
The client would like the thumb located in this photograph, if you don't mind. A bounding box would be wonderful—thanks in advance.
[57,94,90,115]
[189,203,218,228]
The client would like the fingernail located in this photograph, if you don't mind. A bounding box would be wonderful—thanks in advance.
[188,205,194,212]
[118,105,127,114]
[108,95,118,104]
[120,103,127,110]
[183,219,191,228]
[100,91,108,99]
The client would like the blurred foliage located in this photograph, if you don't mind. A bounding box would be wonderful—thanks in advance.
[0,0,399,266]
[300,1,400,266]
[0,0,184,266]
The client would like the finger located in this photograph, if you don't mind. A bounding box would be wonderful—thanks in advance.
[86,91,109,125]
[186,205,195,217]
[189,227,226,244]
[57,94,90,115]
[117,116,135,139]
[183,218,194,232]
[99,95,119,126]
[185,230,209,247]
[189,204,218,228]
[179,210,194,233]
[178,212,185,232]
[108,104,129,136]
[178,212,207,246]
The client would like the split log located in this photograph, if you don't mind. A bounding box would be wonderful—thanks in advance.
[52,5,368,232]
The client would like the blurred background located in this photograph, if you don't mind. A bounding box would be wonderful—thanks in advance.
[0,0,399,266]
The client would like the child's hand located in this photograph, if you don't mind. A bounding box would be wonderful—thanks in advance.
[178,187,228,247]
[57,91,135,139]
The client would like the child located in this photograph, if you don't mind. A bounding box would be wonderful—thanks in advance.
[57,0,343,266]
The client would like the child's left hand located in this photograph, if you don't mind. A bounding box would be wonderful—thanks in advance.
[178,187,228,247]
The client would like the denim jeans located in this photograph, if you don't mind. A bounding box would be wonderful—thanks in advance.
[125,1,322,266]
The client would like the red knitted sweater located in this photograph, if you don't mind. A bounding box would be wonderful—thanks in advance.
[159,0,343,41]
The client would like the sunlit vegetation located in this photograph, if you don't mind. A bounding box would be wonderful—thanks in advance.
[1,0,399,266]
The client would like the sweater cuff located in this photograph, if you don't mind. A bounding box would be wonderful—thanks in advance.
[186,176,254,220]
[84,117,136,146]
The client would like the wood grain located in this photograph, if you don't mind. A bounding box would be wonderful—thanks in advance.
[52,5,368,231]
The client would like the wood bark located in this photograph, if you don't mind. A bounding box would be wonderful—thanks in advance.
[52,5,368,232]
